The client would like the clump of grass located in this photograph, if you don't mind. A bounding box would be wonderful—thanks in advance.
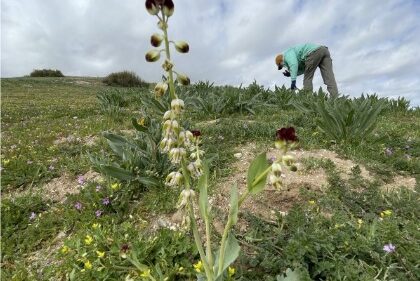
[30,69,64,77]
[103,71,147,87]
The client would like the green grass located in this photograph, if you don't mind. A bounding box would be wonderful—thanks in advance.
[1,77,419,280]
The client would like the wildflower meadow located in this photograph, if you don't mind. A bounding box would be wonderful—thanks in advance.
[1,1,419,280]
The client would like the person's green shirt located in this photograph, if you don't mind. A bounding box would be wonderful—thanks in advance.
[283,43,320,81]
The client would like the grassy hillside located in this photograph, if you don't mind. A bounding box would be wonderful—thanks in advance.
[1,77,419,280]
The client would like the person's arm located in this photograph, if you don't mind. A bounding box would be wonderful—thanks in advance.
[284,51,298,89]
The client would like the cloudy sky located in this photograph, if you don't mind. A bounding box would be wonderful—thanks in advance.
[2,0,420,105]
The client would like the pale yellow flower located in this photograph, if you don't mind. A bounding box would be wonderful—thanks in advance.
[140,269,151,277]
[60,245,70,254]
[308,200,316,205]
[96,251,105,258]
[3,159,10,165]
[111,183,121,190]
[228,266,235,277]
[84,235,93,245]
[84,260,92,270]
[380,210,392,218]
[92,223,100,229]
[193,260,203,273]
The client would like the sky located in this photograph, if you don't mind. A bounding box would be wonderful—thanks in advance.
[1,0,420,105]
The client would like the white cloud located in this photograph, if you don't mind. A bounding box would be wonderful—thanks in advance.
[1,0,420,105]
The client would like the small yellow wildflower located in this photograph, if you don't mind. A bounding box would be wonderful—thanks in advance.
[334,223,344,229]
[357,219,363,228]
[111,183,121,190]
[92,223,100,229]
[84,235,93,245]
[140,269,151,277]
[178,267,184,272]
[96,251,105,258]
[138,118,146,126]
[3,159,10,165]
[193,260,203,273]
[380,210,392,218]
[60,245,70,254]
[228,266,235,277]
[308,200,316,205]
[84,260,92,270]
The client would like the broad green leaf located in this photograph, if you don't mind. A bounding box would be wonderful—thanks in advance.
[101,165,134,181]
[228,184,239,225]
[277,268,301,281]
[137,176,160,188]
[198,161,209,220]
[247,152,269,194]
[216,233,240,280]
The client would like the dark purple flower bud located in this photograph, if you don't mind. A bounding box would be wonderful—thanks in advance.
[276,127,298,142]
[145,0,159,15]
[177,73,190,85]
[163,0,174,17]
[145,50,161,62]
[120,244,130,253]
[191,130,201,137]
[174,41,189,53]
[151,33,164,47]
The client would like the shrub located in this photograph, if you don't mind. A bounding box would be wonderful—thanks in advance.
[30,69,64,77]
[103,71,147,87]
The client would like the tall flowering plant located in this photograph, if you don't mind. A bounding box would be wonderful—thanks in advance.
[142,1,298,280]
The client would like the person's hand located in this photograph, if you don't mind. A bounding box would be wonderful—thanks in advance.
[291,80,296,90]
[283,70,290,77]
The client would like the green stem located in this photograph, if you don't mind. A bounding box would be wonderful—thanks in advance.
[217,216,233,276]
[161,12,177,100]
[187,199,214,280]
[181,160,214,280]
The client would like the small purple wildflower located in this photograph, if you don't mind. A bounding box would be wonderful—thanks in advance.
[102,197,110,205]
[74,202,82,210]
[77,175,85,186]
[96,185,102,192]
[29,212,36,220]
[384,148,393,156]
[95,210,103,217]
[268,156,276,164]
[383,243,396,253]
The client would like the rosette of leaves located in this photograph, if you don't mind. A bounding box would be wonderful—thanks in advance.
[90,117,172,188]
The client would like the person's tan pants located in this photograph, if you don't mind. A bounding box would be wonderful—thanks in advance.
[304,46,338,97]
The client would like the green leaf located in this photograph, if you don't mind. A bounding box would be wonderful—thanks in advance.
[229,184,239,225]
[247,152,269,194]
[215,233,240,280]
[198,162,209,220]
[101,165,134,181]
[276,268,301,281]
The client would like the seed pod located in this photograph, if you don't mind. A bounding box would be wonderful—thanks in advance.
[174,41,189,53]
[145,0,159,15]
[145,50,160,62]
[151,33,164,47]
[163,0,174,17]
[177,73,190,85]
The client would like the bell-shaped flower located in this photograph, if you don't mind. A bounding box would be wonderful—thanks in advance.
[154,82,168,97]
[174,41,189,53]
[176,73,190,85]
[165,171,183,187]
[145,50,161,62]
[171,99,184,114]
[151,33,164,47]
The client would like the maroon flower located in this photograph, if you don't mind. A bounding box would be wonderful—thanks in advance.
[276,127,298,142]
[120,244,130,253]
[191,130,201,137]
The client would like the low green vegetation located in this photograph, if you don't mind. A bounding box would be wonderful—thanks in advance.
[1,77,419,280]
[30,69,64,77]
[103,71,148,87]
